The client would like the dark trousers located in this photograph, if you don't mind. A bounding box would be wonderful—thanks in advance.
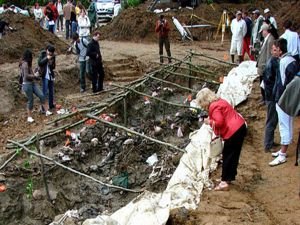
[257,67,265,102]
[91,62,105,93]
[159,37,171,63]
[79,61,86,90]
[264,101,278,149]
[57,15,64,30]
[222,124,247,182]
[65,20,71,39]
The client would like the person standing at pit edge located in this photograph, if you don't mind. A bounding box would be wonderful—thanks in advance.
[38,45,56,111]
[196,88,247,191]
[20,49,52,123]
[230,11,247,64]
[269,38,299,166]
[155,14,172,64]
[86,31,105,93]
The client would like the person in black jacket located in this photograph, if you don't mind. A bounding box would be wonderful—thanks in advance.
[38,45,56,111]
[86,31,105,93]
[263,43,279,152]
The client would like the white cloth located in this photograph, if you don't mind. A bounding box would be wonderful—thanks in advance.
[279,54,296,85]
[280,29,300,57]
[78,15,91,37]
[276,103,293,145]
[230,39,243,55]
[56,2,63,15]
[33,8,43,20]
[230,18,247,41]
[269,16,277,29]
[251,15,264,44]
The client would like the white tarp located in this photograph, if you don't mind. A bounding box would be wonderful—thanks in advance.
[217,61,258,107]
[83,125,217,225]
[58,60,258,225]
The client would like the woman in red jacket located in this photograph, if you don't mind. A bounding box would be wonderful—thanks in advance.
[196,88,247,191]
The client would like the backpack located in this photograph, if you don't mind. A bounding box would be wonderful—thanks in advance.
[81,38,92,79]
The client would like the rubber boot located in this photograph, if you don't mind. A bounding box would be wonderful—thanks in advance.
[238,56,243,64]
[160,55,164,64]
[231,55,234,63]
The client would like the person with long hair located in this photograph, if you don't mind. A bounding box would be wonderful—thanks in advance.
[20,49,52,123]
[196,88,247,191]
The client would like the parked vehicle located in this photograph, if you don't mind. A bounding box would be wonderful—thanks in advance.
[96,0,121,21]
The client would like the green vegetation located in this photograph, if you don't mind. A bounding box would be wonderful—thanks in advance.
[126,0,140,7]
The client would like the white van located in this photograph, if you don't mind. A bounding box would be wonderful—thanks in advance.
[96,0,121,21]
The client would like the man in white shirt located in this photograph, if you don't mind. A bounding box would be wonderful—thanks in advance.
[264,8,277,30]
[280,20,300,63]
[230,11,247,63]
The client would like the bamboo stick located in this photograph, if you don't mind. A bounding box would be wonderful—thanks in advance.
[8,139,142,193]
[110,83,199,110]
[36,135,51,202]
[86,114,186,153]
[190,52,238,66]
[148,76,197,93]
[164,70,220,84]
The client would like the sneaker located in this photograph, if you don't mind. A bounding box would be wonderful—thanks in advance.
[27,117,34,123]
[46,111,53,116]
[271,150,288,158]
[269,155,287,166]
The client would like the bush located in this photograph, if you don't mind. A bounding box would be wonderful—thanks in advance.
[127,0,140,7]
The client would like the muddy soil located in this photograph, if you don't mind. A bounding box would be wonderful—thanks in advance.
[1,40,299,225]
[1,0,300,224]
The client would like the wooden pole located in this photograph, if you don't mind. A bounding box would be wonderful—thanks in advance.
[148,76,197,93]
[110,83,200,110]
[191,52,237,66]
[123,97,127,126]
[86,114,186,153]
[36,135,51,202]
[8,139,142,193]
[163,69,220,84]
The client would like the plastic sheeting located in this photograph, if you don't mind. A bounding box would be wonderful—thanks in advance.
[217,61,258,107]
[83,125,218,225]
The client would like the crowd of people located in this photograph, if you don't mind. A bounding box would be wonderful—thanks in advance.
[194,8,300,191]
[32,0,97,37]
[15,1,104,123]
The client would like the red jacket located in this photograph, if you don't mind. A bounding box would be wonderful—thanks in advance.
[44,3,59,21]
[155,19,170,38]
[208,99,245,140]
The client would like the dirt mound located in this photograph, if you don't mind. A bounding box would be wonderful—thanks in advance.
[99,0,300,43]
[0,11,68,64]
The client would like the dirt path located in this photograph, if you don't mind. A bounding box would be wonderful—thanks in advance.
[1,40,299,225]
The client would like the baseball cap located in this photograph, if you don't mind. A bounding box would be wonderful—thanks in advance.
[264,8,270,14]
[259,24,270,33]
[252,9,260,14]
[236,10,242,15]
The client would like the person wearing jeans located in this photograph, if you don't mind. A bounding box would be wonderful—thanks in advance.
[21,49,52,123]
[38,45,56,110]
[71,32,89,92]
